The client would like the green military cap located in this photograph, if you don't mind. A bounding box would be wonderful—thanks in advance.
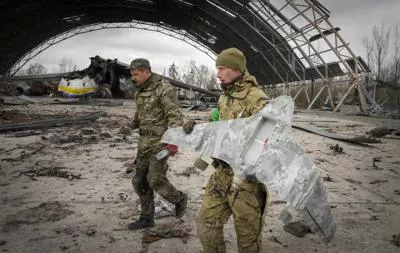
[215,48,246,73]
[130,58,151,70]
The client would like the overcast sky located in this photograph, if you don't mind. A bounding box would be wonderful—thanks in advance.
[29,0,400,74]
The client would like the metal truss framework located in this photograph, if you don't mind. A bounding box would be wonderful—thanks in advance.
[0,0,378,112]
[7,21,217,77]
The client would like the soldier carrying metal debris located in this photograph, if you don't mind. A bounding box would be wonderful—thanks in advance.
[127,58,191,230]
[185,48,270,253]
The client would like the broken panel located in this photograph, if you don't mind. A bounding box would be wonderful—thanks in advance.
[162,96,336,242]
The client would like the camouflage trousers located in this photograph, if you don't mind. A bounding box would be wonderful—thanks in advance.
[132,143,183,220]
[197,164,267,253]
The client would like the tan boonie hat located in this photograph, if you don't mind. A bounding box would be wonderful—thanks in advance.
[130,58,151,70]
[215,47,246,73]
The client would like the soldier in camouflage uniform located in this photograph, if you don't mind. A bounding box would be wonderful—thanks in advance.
[128,58,188,230]
[196,48,269,253]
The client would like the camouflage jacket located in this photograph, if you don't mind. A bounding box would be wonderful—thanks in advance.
[132,73,184,152]
[218,71,269,120]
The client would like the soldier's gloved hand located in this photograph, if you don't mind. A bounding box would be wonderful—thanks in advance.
[183,119,196,134]
[209,108,220,122]
[166,144,178,155]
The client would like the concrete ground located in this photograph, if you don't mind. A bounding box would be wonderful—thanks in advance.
[0,97,399,253]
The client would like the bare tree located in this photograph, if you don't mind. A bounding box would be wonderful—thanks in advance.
[372,24,390,80]
[173,60,216,90]
[59,57,77,72]
[182,60,197,86]
[362,37,374,74]
[195,65,210,89]
[363,23,400,85]
[207,71,217,90]
[168,62,179,80]
[26,62,47,75]
[388,24,400,83]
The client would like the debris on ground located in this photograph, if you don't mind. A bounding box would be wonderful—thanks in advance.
[4,202,74,228]
[0,111,105,133]
[80,127,96,135]
[54,226,74,235]
[19,167,82,180]
[283,220,312,238]
[391,234,400,247]
[193,157,209,171]
[365,126,392,138]
[154,198,175,218]
[268,235,283,245]
[142,221,191,244]
[372,157,383,170]
[369,179,388,184]
[14,130,42,137]
[119,126,132,136]
[329,144,344,154]
[292,123,381,144]
[0,96,398,252]
[176,166,200,177]
[59,244,69,251]
[345,178,363,185]
[322,175,334,182]
[86,227,97,236]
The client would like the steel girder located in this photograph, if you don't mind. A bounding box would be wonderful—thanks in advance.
[1,0,367,89]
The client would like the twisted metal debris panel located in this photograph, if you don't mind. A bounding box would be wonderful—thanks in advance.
[163,96,336,242]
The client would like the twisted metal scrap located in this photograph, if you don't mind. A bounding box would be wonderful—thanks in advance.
[163,96,336,242]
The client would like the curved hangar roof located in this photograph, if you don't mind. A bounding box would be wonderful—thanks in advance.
[0,0,368,85]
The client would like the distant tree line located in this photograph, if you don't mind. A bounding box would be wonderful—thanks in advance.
[17,57,78,75]
[167,60,217,90]
[19,58,217,91]
[363,23,400,85]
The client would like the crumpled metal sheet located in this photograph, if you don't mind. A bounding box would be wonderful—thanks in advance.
[162,96,336,243]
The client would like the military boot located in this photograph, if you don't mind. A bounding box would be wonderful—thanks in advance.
[127,217,154,230]
[175,192,188,218]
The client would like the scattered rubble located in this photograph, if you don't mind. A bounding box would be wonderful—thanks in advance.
[292,123,381,144]
[0,111,105,133]
[322,175,334,182]
[268,235,283,245]
[283,220,312,238]
[4,202,74,228]
[329,144,344,154]
[19,167,82,180]
[59,245,69,251]
[369,179,388,184]
[142,221,191,244]
[119,126,132,136]
[372,157,383,170]
[345,178,363,185]
[86,227,97,237]
[366,126,393,138]
[0,96,398,252]
[391,234,400,247]
[176,166,200,177]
